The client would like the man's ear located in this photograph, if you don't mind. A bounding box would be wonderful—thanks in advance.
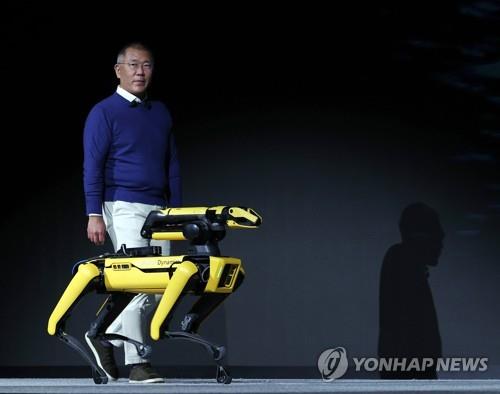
[114,64,120,78]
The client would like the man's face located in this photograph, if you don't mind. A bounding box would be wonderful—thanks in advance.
[114,47,153,98]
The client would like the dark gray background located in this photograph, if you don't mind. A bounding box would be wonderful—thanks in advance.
[1,3,500,377]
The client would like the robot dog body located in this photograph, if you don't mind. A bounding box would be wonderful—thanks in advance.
[47,206,261,384]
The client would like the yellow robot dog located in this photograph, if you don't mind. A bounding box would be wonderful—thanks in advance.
[47,206,261,384]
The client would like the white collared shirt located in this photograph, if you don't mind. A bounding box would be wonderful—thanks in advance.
[116,85,142,103]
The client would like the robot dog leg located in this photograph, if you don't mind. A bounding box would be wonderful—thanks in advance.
[147,260,234,383]
[47,262,111,383]
[47,261,152,383]
[164,271,245,384]
[180,271,245,334]
[85,292,156,379]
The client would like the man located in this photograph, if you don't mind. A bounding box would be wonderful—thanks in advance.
[83,42,181,383]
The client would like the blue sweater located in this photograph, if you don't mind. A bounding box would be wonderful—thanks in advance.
[83,92,181,215]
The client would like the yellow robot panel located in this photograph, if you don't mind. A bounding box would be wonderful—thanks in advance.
[163,207,210,215]
[205,256,243,293]
[103,255,186,293]
[152,232,186,241]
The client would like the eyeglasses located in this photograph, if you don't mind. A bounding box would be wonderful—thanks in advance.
[117,62,153,71]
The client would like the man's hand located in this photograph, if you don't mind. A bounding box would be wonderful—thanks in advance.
[87,216,106,245]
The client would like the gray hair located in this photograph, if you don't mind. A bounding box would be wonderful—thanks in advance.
[116,42,154,63]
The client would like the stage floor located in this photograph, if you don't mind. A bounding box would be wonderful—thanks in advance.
[1,379,500,394]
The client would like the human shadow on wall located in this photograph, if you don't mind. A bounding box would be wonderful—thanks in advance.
[378,202,444,379]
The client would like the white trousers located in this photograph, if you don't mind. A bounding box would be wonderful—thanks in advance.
[103,200,170,365]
